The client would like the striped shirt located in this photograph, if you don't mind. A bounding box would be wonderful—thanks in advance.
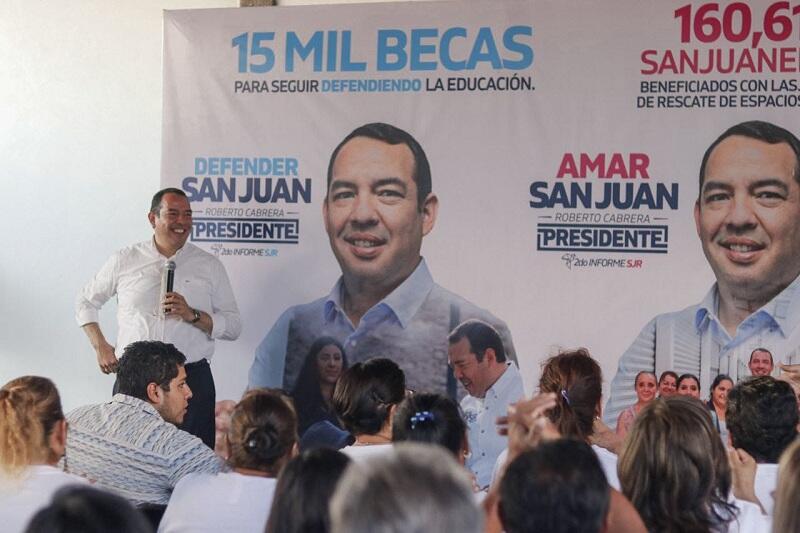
[65,394,224,506]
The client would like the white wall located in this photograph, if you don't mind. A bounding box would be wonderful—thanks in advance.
[0,0,236,412]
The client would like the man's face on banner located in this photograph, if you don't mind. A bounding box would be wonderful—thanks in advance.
[695,136,800,298]
[324,136,437,287]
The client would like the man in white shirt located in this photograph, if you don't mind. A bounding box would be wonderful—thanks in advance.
[726,375,798,515]
[76,188,241,448]
[448,319,524,490]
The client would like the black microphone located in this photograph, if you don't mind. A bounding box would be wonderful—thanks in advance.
[164,260,176,293]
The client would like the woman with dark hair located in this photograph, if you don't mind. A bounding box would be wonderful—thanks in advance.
[0,376,88,533]
[392,393,469,463]
[291,337,348,436]
[707,374,734,442]
[657,370,678,397]
[332,357,405,461]
[615,371,657,439]
[618,396,769,532]
[158,389,298,533]
[265,449,350,533]
[677,373,701,398]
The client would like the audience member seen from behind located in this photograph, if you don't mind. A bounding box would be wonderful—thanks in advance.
[392,392,469,464]
[265,449,350,533]
[490,349,646,533]
[0,376,88,533]
[291,337,348,436]
[159,389,298,533]
[707,374,734,442]
[657,371,678,397]
[330,443,482,533]
[24,485,152,533]
[64,341,222,507]
[618,396,769,532]
[332,357,405,460]
[676,373,701,398]
[534,349,620,488]
[499,440,610,533]
[615,371,656,439]
[773,439,800,533]
[726,376,799,516]
[748,348,774,377]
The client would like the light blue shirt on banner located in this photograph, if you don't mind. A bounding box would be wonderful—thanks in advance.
[248,259,516,397]
[605,275,800,426]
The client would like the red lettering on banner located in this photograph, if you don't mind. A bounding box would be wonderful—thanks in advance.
[556,153,651,179]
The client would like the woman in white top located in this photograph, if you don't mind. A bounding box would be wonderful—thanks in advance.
[0,376,87,533]
[332,358,405,461]
[159,388,298,533]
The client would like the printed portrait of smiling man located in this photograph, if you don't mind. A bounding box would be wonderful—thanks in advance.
[604,121,800,425]
[249,122,515,398]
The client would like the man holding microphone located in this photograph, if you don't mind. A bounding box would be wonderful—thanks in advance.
[76,187,241,448]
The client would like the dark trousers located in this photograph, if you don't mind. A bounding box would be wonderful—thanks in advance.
[112,359,216,449]
[180,359,216,449]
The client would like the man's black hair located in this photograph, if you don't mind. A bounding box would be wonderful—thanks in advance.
[150,187,188,215]
[448,319,506,363]
[499,439,610,533]
[116,341,186,401]
[698,121,800,195]
[726,376,799,463]
[326,122,432,209]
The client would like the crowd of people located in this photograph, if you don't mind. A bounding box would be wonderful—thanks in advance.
[4,119,800,531]
[2,337,800,532]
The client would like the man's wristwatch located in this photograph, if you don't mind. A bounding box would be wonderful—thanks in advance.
[190,309,201,324]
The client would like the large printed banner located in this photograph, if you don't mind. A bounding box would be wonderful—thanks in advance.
[162,1,800,422]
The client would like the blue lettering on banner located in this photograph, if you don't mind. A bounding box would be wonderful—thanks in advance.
[233,27,533,74]
[529,182,678,210]
[182,177,311,204]
[376,26,533,71]
[192,217,300,244]
[536,224,668,253]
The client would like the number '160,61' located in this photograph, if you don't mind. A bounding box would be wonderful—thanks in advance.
[674,2,800,44]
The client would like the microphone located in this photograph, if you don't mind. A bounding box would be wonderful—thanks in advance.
[163,260,176,293]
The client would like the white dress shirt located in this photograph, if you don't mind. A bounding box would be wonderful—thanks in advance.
[76,239,241,362]
[461,362,524,490]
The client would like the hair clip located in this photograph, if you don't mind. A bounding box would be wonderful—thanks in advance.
[561,389,571,406]
[410,410,435,429]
